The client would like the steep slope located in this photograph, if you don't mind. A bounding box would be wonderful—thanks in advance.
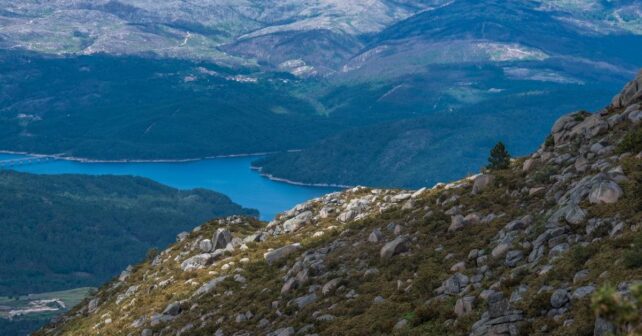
[0,170,257,296]
[38,72,642,335]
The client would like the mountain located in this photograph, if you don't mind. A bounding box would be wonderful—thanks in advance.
[37,72,642,335]
[253,0,642,188]
[0,170,257,297]
[0,50,340,159]
[0,0,443,66]
[1,0,642,187]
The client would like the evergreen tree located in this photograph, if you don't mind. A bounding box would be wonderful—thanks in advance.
[487,142,511,170]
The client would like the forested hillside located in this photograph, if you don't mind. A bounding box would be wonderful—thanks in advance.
[0,170,257,296]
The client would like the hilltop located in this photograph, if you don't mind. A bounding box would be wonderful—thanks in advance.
[37,71,642,335]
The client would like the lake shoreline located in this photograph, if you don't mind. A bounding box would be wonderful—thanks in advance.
[0,149,346,190]
[0,150,277,164]
[250,165,352,189]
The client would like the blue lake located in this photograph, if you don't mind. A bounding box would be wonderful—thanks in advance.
[0,153,339,220]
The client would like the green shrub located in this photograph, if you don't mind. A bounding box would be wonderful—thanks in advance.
[617,124,642,154]
[592,283,642,334]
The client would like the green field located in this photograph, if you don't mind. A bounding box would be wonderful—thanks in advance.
[0,287,94,336]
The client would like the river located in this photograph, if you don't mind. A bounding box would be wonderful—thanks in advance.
[0,153,340,220]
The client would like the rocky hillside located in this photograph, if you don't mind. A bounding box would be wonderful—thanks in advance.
[37,72,642,335]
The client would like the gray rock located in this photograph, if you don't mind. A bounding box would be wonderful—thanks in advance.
[473,174,495,194]
[291,293,317,309]
[449,215,466,232]
[163,301,183,316]
[505,250,524,268]
[393,224,403,235]
[523,158,536,172]
[612,71,642,108]
[610,222,624,237]
[368,229,382,243]
[258,318,270,328]
[444,273,469,295]
[199,239,213,252]
[267,327,295,336]
[322,278,342,296]
[575,157,589,173]
[87,298,100,314]
[316,314,336,322]
[281,278,298,294]
[573,270,590,284]
[454,296,475,317]
[393,319,408,330]
[450,261,466,272]
[213,228,233,250]
[465,213,481,226]
[264,243,302,265]
[176,232,189,242]
[180,253,215,272]
[572,286,595,299]
[564,205,587,225]
[283,211,313,232]
[550,289,570,308]
[487,292,509,318]
[192,276,227,297]
[492,242,511,258]
[589,180,623,204]
[629,110,642,124]
[380,236,408,259]
[549,243,570,258]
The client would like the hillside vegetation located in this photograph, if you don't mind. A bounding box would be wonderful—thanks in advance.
[0,170,257,296]
[38,71,642,335]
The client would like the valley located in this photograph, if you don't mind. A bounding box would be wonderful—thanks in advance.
[1,1,642,188]
[1,1,642,335]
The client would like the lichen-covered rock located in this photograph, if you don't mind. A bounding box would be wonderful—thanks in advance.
[180,253,215,272]
[212,228,232,250]
[589,180,623,204]
[264,243,302,265]
[472,174,495,194]
[380,236,408,259]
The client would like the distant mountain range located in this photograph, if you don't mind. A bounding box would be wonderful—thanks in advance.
[1,0,641,187]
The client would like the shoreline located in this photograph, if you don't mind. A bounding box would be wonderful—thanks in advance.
[250,165,352,189]
[0,149,349,189]
[0,150,279,164]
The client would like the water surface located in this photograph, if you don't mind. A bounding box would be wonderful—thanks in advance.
[0,153,339,220]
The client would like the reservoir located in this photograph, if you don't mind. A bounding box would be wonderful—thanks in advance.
[0,153,339,220]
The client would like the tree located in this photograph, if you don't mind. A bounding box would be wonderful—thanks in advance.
[487,142,511,170]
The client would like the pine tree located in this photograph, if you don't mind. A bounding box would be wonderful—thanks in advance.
[487,142,511,170]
